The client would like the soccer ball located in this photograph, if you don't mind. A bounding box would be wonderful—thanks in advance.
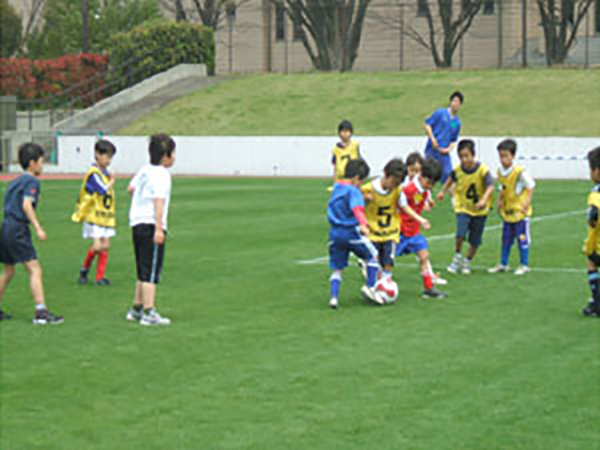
[375,278,399,304]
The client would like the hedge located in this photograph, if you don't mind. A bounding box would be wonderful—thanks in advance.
[108,20,214,93]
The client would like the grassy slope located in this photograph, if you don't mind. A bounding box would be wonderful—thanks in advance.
[120,69,600,137]
[1,178,599,449]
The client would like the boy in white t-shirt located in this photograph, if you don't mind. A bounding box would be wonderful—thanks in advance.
[125,134,176,326]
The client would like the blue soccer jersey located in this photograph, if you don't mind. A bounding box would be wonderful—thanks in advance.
[327,181,365,228]
[424,108,461,153]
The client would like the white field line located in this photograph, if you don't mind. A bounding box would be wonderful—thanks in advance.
[296,209,585,273]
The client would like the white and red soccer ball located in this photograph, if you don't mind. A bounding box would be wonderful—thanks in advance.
[375,278,399,304]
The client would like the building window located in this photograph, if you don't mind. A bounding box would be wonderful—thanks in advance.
[275,4,286,41]
[417,0,428,17]
[482,0,494,15]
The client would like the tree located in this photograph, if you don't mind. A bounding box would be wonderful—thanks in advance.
[276,0,372,72]
[371,0,482,68]
[27,0,161,58]
[536,0,595,65]
[160,0,249,30]
[0,0,22,57]
[17,0,48,54]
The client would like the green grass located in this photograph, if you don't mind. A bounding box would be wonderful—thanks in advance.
[120,69,600,137]
[1,177,600,449]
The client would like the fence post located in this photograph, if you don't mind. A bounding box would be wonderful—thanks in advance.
[399,3,405,71]
[522,0,527,67]
[497,0,503,68]
[585,8,590,69]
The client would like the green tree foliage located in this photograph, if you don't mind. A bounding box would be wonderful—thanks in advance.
[0,0,22,57]
[27,0,161,58]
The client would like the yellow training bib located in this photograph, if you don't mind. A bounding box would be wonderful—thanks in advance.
[332,141,360,181]
[72,166,116,228]
[498,166,532,223]
[453,163,493,217]
[362,179,401,243]
[584,190,600,256]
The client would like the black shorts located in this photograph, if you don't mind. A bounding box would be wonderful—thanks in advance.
[456,213,487,248]
[132,224,166,284]
[588,252,600,267]
[0,220,37,265]
[374,241,397,268]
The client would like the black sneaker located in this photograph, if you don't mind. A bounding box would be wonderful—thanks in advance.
[423,287,448,299]
[0,310,12,321]
[94,278,111,286]
[78,270,89,285]
[582,300,600,317]
[33,309,64,325]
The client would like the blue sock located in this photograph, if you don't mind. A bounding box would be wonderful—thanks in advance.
[366,260,379,288]
[519,246,530,266]
[330,271,342,299]
[500,244,511,266]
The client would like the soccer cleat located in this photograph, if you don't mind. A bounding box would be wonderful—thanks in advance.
[140,309,171,326]
[582,300,600,317]
[94,278,112,286]
[447,254,463,274]
[422,287,448,299]
[361,285,385,305]
[329,298,339,309]
[514,265,531,276]
[0,310,12,321]
[126,308,143,322]
[78,270,89,285]
[462,259,472,275]
[488,264,509,274]
[432,272,448,285]
[32,309,64,325]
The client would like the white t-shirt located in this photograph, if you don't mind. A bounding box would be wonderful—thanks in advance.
[498,165,536,195]
[129,164,172,230]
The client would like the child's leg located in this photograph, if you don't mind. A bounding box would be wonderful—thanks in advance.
[133,280,144,307]
[500,222,515,266]
[516,219,531,267]
[95,238,110,281]
[23,260,45,306]
[141,282,157,311]
[330,270,342,300]
[0,264,16,305]
[418,250,434,290]
[466,216,486,262]
[587,258,599,308]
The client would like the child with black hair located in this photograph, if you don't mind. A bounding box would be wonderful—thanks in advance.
[581,146,600,317]
[437,139,494,274]
[73,139,117,286]
[488,139,535,276]
[328,158,385,309]
[331,120,361,187]
[126,134,176,326]
[0,143,63,324]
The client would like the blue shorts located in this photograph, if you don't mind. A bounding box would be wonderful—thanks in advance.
[0,220,37,265]
[373,241,397,267]
[424,148,452,184]
[456,213,487,248]
[502,219,530,249]
[329,227,378,270]
[396,234,428,256]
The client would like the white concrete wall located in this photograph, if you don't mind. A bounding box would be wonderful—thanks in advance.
[41,135,600,180]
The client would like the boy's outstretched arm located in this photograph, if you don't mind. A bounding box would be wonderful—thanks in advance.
[23,198,46,241]
[153,198,165,245]
[401,204,430,230]
[437,178,454,201]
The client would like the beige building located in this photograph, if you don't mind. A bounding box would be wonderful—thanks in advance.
[214,0,600,73]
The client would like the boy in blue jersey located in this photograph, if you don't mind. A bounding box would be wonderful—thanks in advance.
[423,91,463,184]
[0,143,63,324]
[328,158,384,309]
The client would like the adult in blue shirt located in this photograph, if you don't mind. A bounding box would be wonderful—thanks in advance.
[423,91,464,184]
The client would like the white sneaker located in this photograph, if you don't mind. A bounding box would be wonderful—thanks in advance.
[126,308,143,322]
[361,285,385,305]
[432,273,448,285]
[447,254,463,274]
[357,259,368,280]
[140,309,171,326]
[488,264,509,274]
[514,265,531,276]
[462,260,472,275]
[329,298,339,309]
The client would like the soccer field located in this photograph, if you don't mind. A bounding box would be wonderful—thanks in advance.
[1,177,599,449]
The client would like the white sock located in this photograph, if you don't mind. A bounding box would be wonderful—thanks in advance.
[35,303,46,311]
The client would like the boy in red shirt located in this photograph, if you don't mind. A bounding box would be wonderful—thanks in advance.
[396,159,447,299]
